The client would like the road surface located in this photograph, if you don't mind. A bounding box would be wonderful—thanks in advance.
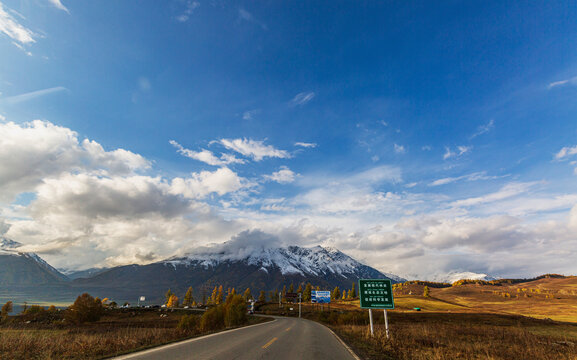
[110,316,359,360]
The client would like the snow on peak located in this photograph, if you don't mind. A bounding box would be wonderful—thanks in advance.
[431,271,497,284]
[0,236,22,255]
[166,244,364,277]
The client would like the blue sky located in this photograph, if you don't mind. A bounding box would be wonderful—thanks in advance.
[0,0,576,280]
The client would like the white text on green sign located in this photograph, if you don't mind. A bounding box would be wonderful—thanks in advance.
[359,279,394,309]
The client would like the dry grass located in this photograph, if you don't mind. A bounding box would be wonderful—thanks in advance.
[0,308,267,360]
[329,312,577,360]
[0,327,182,360]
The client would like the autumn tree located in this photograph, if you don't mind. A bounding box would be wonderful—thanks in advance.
[349,282,357,298]
[342,290,347,300]
[165,289,174,305]
[217,285,224,304]
[423,286,430,297]
[243,288,252,301]
[224,294,247,327]
[1,301,13,319]
[332,286,340,300]
[167,294,179,308]
[65,293,103,323]
[297,284,303,294]
[183,287,194,307]
[210,286,218,305]
[258,290,266,303]
[289,283,294,293]
[303,283,312,302]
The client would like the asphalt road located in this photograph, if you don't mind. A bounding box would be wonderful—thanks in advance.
[111,316,359,360]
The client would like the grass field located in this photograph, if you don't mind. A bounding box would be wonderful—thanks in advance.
[2,275,576,359]
[0,308,268,360]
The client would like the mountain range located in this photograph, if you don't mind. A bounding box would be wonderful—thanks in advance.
[0,237,404,304]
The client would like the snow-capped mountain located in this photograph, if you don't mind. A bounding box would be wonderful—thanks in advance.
[430,271,497,284]
[0,236,69,284]
[165,245,394,280]
[74,245,403,303]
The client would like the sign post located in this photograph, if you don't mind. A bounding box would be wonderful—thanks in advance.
[359,279,394,338]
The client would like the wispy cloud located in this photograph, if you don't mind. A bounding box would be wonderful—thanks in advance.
[218,138,290,161]
[294,142,317,148]
[290,91,315,106]
[470,119,494,139]
[176,1,200,22]
[394,144,405,154]
[0,86,67,104]
[555,145,577,160]
[169,140,245,166]
[451,182,538,208]
[548,76,577,89]
[443,145,472,160]
[238,8,267,30]
[0,3,36,48]
[48,0,69,13]
[429,171,505,187]
[242,109,260,120]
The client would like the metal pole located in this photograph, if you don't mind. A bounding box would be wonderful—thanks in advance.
[299,293,302,318]
[384,309,389,339]
[369,309,374,337]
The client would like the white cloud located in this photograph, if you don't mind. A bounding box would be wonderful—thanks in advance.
[0,87,67,104]
[0,120,149,201]
[218,138,290,161]
[263,166,297,184]
[290,91,315,106]
[394,144,405,154]
[238,8,267,30]
[555,145,577,160]
[48,0,69,13]
[0,3,35,47]
[294,142,317,148]
[242,109,260,120]
[443,145,471,160]
[176,0,200,22]
[548,76,577,89]
[471,119,494,139]
[429,171,504,187]
[450,182,538,208]
[170,167,250,199]
[170,140,245,166]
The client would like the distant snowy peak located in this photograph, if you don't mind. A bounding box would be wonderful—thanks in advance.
[0,236,22,255]
[432,271,497,284]
[0,236,68,281]
[165,245,384,278]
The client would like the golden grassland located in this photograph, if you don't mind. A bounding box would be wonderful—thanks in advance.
[1,276,576,359]
[0,308,268,360]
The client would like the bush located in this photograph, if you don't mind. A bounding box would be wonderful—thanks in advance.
[224,294,247,327]
[177,314,199,331]
[200,306,225,332]
[1,301,13,318]
[65,293,104,324]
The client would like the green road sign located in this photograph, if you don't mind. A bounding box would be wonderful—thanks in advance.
[359,279,394,309]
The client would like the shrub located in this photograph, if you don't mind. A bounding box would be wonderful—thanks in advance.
[65,293,104,324]
[200,306,225,332]
[177,314,199,331]
[1,301,13,318]
[224,294,247,327]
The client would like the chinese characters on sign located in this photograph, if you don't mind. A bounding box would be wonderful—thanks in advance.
[359,279,394,309]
